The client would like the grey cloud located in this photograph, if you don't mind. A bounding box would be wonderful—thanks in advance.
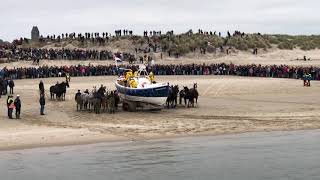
[0,0,319,41]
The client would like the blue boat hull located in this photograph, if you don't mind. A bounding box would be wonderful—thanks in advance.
[115,83,169,105]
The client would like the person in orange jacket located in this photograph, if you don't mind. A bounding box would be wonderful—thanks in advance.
[7,95,14,119]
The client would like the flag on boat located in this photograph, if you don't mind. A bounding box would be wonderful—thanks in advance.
[114,56,122,62]
[114,54,123,68]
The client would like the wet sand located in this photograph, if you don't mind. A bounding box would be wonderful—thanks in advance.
[0,75,320,150]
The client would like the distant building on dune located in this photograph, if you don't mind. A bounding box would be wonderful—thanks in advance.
[31,26,40,40]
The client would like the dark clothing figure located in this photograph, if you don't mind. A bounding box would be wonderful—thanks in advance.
[14,97,21,119]
[39,95,46,115]
[0,79,3,98]
[8,80,14,94]
[7,96,14,119]
[39,81,44,95]
[75,91,81,100]
[3,80,8,95]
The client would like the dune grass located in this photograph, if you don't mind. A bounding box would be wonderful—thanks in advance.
[18,31,320,55]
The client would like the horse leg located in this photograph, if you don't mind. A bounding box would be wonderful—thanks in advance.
[195,97,198,107]
[174,98,177,108]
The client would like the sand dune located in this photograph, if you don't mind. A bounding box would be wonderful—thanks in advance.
[1,48,320,69]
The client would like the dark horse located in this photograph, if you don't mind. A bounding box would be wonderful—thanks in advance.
[179,88,186,105]
[166,85,179,108]
[50,81,70,100]
[183,83,199,107]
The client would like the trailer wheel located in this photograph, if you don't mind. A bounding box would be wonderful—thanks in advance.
[127,101,137,112]
[122,102,129,111]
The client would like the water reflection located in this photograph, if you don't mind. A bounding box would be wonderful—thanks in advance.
[0,130,320,180]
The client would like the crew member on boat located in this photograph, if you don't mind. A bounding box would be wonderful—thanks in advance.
[129,78,138,88]
[149,72,155,83]
[134,71,138,77]
[124,70,133,87]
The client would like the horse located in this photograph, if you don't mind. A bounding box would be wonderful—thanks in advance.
[190,83,199,105]
[80,93,92,110]
[101,94,108,113]
[50,81,70,100]
[91,97,102,114]
[179,88,186,105]
[183,83,199,107]
[107,91,116,114]
[114,91,120,110]
[85,92,103,114]
[166,85,179,108]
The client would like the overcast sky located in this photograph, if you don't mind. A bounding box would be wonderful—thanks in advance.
[0,0,319,41]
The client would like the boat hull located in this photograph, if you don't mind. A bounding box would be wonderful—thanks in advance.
[115,82,169,106]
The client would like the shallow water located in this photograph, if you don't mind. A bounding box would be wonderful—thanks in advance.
[1,130,320,180]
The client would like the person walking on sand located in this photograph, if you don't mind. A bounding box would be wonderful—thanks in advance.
[14,95,21,119]
[7,95,14,119]
[39,94,46,115]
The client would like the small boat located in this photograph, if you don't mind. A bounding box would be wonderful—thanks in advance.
[115,66,169,106]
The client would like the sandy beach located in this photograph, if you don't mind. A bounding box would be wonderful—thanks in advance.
[0,73,319,151]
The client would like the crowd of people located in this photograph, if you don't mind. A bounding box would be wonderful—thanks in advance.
[0,77,46,119]
[1,63,319,81]
[0,29,265,63]
[0,78,19,119]
[0,46,138,62]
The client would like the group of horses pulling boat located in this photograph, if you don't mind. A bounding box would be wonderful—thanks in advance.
[49,65,199,113]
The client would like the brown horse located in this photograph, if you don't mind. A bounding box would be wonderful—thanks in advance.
[183,83,199,107]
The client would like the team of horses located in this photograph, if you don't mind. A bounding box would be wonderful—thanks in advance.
[48,79,198,113]
[50,81,70,100]
[75,87,120,114]
[166,83,199,109]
